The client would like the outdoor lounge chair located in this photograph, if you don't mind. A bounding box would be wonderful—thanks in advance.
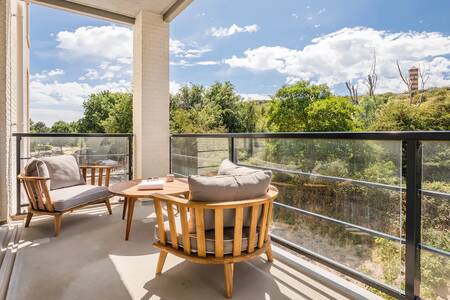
[152,160,278,298]
[18,155,113,236]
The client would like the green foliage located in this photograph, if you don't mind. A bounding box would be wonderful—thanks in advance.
[305,97,361,132]
[170,82,261,134]
[50,120,75,133]
[267,81,331,131]
[370,91,450,131]
[30,120,49,133]
[102,93,133,133]
[78,91,132,133]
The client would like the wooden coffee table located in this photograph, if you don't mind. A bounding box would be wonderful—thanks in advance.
[109,178,189,240]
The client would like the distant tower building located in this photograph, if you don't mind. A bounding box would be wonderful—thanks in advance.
[409,67,419,92]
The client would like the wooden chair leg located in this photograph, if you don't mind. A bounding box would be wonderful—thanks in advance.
[265,243,274,262]
[224,263,234,298]
[104,198,112,215]
[122,197,128,220]
[156,250,168,275]
[24,211,33,228]
[54,214,62,236]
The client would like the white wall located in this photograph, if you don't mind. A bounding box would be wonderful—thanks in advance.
[133,11,170,178]
[0,0,29,220]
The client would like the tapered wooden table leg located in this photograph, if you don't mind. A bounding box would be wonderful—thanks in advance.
[122,197,128,220]
[125,198,135,240]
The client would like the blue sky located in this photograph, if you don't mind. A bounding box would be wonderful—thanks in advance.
[30,0,450,125]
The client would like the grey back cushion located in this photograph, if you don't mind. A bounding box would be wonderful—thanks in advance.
[24,158,51,190]
[40,155,85,190]
[218,159,259,176]
[188,170,272,232]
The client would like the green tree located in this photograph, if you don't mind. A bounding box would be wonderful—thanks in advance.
[204,81,243,132]
[50,120,74,133]
[305,97,361,132]
[267,81,331,131]
[102,93,133,133]
[78,91,132,133]
[30,120,49,133]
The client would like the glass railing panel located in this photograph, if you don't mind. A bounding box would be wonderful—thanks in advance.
[171,137,229,176]
[235,137,404,290]
[420,141,450,299]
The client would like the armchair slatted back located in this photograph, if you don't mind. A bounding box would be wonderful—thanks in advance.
[80,166,112,187]
[153,185,278,260]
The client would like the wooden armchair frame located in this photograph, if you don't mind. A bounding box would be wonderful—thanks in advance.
[152,185,278,298]
[18,165,114,236]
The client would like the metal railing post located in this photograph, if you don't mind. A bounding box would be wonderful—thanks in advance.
[229,136,237,163]
[128,134,133,180]
[405,139,422,300]
[15,135,22,215]
[169,136,172,174]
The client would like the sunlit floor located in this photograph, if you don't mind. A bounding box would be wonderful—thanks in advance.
[8,201,378,300]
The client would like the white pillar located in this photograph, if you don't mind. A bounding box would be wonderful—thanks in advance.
[133,11,170,178]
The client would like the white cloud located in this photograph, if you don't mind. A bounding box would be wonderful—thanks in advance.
[31,108,83,126]
[170,38,211,58]
[170,60,220,67]
[240,93,271,101]
[224,27,450,93]
[292,13,299,19]
[314,24,321,28]
[318,8,326,15]
[30,80,131,109]
[209,24,259,38]
[30,68,65,81]
[57,26,133,62]
[170,81,182,94]
[79,62,126,81]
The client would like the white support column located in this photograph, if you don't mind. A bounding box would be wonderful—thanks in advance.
[0,0,8,221]
[133,11,170,178]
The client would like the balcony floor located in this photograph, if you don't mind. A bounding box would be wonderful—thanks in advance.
[8,201,378,300]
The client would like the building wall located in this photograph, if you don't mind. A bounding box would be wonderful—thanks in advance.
[133,11,170,178]
[0,0,29,220]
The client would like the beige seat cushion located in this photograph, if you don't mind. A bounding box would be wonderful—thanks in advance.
[49,184,111,211]
[155,216,259,255]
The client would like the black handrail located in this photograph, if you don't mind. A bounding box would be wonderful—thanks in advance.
[172,131,450,140]
[170,131,450,300]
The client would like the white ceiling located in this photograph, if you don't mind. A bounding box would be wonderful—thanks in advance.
[67,0,179,17]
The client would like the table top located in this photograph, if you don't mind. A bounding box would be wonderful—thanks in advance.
[109,178,189,198]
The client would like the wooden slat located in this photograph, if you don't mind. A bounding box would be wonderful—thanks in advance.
[195,208,206,257]
[154,199,166,245]
[39,180,54,211]
[105,168,111,187]
[32,181,46,210]
[265,201,273,241]
[179,206,191,254]
[166,203,178,249]
[258,203,270,248]
[81,168,87,182]
[215,208,224,258]
[233,207,244,256]
[90,167,96,185]
[98,168,103,186]
[247,205,259,253]
[23,180,37,210]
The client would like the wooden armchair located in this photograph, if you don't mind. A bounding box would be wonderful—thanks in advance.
[18,165,114,236]
[152,185,278,298]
